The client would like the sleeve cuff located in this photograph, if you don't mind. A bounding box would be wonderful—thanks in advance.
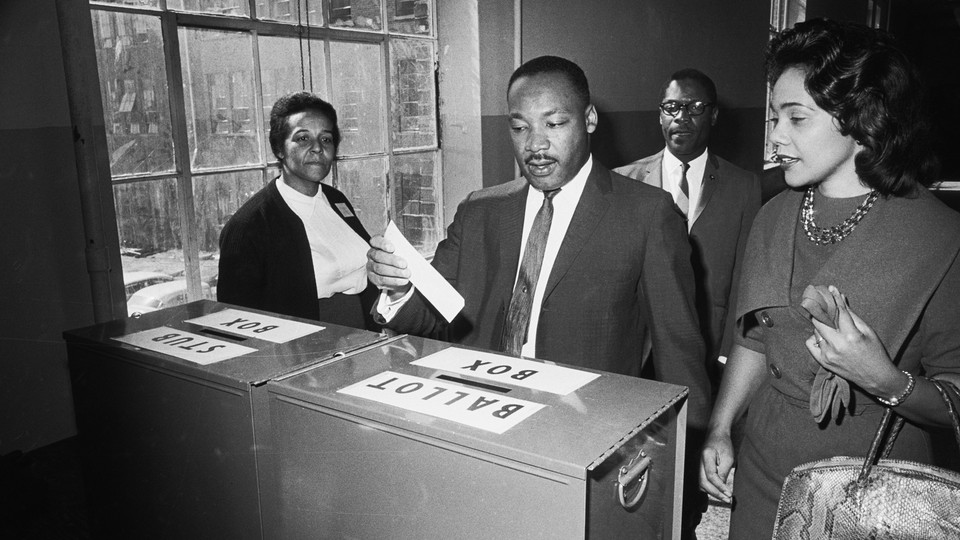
[375,286,416,323]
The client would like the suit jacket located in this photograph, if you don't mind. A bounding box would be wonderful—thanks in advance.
[615,151,760,364]
[218,178,380,328]
[388,161,711,430]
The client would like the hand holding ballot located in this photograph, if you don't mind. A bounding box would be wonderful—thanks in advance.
[367,221,464,323]
[366,233,413,298]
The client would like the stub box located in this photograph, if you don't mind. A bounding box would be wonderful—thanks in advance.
[63,300,388,539]
[258,334,687,539]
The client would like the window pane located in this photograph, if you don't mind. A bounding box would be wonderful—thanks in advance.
[329,0,382,31]
[335,157,388,236]
[92,0,160,8]
[256,0,322,26]
[392,151,440,255]
[389,38,436,150]
[193,170,266,294]
[387,0,431,35]
[330,41,385,156]
[259,35,327,160]
[168,0,250,17]
[91,10,175,176]
[114,179,186,313]
[180,28,262,170]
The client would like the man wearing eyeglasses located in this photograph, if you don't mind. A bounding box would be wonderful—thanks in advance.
[616,68,760,539]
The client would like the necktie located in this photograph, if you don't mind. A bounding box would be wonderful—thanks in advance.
[677,162,690,217]
[501,188,559,357]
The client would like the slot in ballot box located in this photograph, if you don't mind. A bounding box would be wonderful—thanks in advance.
[63,300,388,539]
[258,334,687,539]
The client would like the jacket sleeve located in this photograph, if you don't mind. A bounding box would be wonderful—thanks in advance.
[719,172,762,358]
[217,213,266,311]
[640,194,712,432]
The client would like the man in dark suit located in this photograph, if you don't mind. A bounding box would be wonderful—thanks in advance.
[367,57,710,536]
[615,69,761,388]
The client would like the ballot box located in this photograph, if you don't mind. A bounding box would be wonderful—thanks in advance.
[63,300,388,539]
[257,334,687,539]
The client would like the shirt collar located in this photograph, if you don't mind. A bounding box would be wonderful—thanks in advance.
[527,154,592,204]
[662,147,709,173]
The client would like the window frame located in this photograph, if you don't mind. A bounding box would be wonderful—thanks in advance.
[86,0,442,311]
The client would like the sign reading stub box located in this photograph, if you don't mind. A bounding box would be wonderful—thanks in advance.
[259,336,688,540]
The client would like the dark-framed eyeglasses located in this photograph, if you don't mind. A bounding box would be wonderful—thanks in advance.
[659,100,714,117]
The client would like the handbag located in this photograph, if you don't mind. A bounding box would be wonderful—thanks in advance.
[772,379,960,540]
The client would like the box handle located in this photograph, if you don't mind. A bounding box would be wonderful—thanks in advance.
[617,449,651,509]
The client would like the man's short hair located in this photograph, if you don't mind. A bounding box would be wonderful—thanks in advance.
[507,55,590,109]
[659,68,718,104]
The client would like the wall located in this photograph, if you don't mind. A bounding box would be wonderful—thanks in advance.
[478,0,771,183]
[438,0,484,226]
[0,0,95,453]
[0,0,775,453]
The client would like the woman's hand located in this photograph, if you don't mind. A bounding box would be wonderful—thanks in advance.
[805,286,901,396]
[699,430,735,504]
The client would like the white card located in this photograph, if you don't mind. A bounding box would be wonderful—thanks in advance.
[185,308,323,344]
[337,370,544,434]
[412,347,600,395]
[383,220,464,322]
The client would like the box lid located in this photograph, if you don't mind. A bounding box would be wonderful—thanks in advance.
[268,334,687,479]
[63,300,389,390]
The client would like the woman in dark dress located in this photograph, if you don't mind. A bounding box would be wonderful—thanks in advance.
[699,18,960,539]
[218,92,380,331]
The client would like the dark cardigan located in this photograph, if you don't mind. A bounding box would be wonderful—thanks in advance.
[217,178,380,330]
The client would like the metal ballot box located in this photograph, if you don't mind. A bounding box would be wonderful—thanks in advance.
[63,300,387,539]
[258,335,687,539]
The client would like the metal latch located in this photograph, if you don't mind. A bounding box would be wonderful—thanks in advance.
[617,448,652,509]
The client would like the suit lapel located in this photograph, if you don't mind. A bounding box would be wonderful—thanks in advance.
[689,153,719,228]
[499,181,529,288]
[641,151,664,189]
[543,162,611,299]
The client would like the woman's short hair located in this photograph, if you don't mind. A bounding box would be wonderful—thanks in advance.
[268,92,341,163]
[766,18,938,195]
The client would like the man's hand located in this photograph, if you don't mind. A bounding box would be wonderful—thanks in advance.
[367,235,413,299]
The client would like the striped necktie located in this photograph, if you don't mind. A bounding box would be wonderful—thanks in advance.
[501,188,559,357]
[677,162,690,217]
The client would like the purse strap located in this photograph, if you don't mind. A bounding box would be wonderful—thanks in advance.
[857,378,960,484]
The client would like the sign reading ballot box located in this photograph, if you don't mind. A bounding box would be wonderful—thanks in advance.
[184,308,323,344]
[411,347,600,395]
[260,335,689,539]
[338,370,544,434]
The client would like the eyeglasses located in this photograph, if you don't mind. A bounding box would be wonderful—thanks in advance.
[659,100,714,117]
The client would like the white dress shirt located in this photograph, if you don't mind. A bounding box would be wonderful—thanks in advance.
[661,148,708,230]
[377,156,594,360]
[515,155,591,358]
[277,177,369,299]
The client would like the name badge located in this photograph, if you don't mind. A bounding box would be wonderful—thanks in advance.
[335,202,354,218]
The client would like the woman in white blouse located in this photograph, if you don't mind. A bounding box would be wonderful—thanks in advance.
[218,92,379,330]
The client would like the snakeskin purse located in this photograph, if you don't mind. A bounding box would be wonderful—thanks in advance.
[772,379,960,539]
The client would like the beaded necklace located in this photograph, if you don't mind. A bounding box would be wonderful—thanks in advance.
[801,187,879,245]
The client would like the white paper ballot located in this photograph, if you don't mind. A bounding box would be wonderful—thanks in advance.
[384,220,464,322]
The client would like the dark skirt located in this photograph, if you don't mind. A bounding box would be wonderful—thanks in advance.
[728,382,933,539]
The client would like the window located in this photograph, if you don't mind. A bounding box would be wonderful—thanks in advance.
[89,0,441,314]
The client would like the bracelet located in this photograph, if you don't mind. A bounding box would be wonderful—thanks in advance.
[876,370,916,407]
